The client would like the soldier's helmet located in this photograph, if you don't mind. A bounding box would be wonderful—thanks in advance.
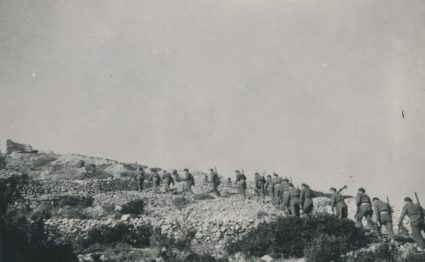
[358,188,365,193]
[330,187,336,192]
[404,197,413,202]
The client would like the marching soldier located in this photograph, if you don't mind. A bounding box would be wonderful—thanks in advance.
[211,168,221,197]
[152,169,161,193]
[234,170,247,196]
[183,169,195,194]
[254,173,266,199]
[227,177,232,185]
[162,170,175,193]
[281,178,291,213]
[172,170,180,182]
[271,174,282,205]
[288,183,301,217]
[329,187,348,219]
[265,175,273,196]
[300,183,314,217]
[134,163,145,192]
[355,188,374,229]
[372,197,395,240]
[398,197,425,249]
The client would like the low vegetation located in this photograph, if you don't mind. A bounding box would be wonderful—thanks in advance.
[225,214,367,260]
[85,223,153,248]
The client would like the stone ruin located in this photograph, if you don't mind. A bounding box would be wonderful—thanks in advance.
[6,139,37,154]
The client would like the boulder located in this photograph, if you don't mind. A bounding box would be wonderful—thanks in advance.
[261,255,274,262]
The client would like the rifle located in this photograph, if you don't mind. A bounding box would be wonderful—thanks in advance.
[337,185,347,193]
[415,192,422,207]
[290,177,293,184]
[214,166,218,175]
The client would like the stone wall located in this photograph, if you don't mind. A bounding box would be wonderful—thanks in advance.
[6,139,35,154]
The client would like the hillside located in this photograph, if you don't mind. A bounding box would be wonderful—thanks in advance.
[0,144,422,261]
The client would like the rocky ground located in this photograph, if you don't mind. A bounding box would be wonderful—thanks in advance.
[0,148,422,261]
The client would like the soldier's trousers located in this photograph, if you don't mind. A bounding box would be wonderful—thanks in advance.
[212,184,220,196]
[238,181,246,196]
[377,214,395,239]
[290,198,301,217]
[185,182,193,194]
[336,202,348,219]
[165,182,171,192]
[154,183,160,193]
[303,198,313,216]
[411,221,425,248]
[283,191,291,213]
[256,183,265,197]
[356,205,374,229]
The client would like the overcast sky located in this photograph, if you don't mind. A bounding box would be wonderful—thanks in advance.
[1,0,425,203]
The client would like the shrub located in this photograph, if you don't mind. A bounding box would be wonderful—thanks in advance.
[0,185,76,261]
[120,199,145,215]
[341,243,425,262]
[304,235,347,262]
[153,228,227,262]
[173,196,189,210]
[32,154,57,168]
[86,223,153,248]
[225,214,367,259]
[55,195,94,208]
[193,193,215,201]
[257,210,268,219]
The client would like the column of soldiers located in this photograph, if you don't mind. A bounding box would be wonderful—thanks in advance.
[133,165,425,249]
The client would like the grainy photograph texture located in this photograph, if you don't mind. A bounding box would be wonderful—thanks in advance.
[1,1,425,261]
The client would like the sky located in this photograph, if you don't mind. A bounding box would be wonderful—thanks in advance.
[1,0,425,204]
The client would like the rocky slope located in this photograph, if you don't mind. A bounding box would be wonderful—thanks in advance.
[0,147,418,261]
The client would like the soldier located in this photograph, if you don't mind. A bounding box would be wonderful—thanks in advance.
[355,188,374,229]
[288,183,301,217]
[203,174,209,184]
[398,197,425,249]
[162,170,175,193]
[234,170,247,196]
[271,173,281,205]
[227,177,232,185]
[210,168,221,197]
[184,168,195,194]
[172,170,180,182]
[300,183,314,217]
[134,163,145,192]
[281,178,291,213]
[372,197,395,240]
[152,169,161,193]
[329,187,348,219]
[265,175,273,196]
[254,173,266,199]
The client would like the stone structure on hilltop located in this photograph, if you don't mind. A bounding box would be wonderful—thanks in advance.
[6,139,36,154]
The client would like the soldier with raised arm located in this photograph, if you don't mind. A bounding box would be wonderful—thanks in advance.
[329,187,348,219]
